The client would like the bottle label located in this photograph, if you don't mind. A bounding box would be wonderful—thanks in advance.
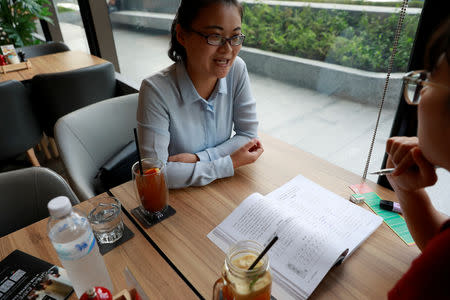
[52,224,97,261]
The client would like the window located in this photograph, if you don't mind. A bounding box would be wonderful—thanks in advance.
[238,1,423,181]
[101,0,424,175]
[58,0,450,214]
[53,0,89,52]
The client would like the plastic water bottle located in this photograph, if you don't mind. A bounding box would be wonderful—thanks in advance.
[47,196,114,297]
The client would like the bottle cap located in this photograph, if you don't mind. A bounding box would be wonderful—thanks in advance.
[48,196,72,218]
[80,287,112,300]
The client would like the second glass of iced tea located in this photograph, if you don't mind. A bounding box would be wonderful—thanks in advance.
[131,158,168,218]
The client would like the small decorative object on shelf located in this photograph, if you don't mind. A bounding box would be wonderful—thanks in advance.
[0,54,6,66]
[0,60,32,74]
[18,50,26,62]
[1,44,20,64]
[0,43,32,73]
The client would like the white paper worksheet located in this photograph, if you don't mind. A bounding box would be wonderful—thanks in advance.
[208,174,382,300]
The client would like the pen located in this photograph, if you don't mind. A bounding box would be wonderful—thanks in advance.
[369,168,395,175]
[379,200,402,214]
[371,166,440,176]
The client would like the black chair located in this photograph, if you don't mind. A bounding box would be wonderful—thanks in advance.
[0,80,42,166]
[18,41,70,59]
[31,62,116,139]
[0,167,79,237]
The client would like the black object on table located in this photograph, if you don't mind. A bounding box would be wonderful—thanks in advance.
[17,51,26,62]
[97,224,134,255]
[131,205,176,229]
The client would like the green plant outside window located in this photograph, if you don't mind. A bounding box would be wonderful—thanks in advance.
[241,3,420,73]
[0,0,53,47]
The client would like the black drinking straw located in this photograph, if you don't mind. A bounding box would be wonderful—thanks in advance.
[248,236,278,270]
[133,128,144,175]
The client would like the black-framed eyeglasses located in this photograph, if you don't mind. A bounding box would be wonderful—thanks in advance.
[191,29,245,46]
[403,70,450,105]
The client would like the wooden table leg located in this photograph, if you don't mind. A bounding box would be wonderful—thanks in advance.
[41,135,52,160]
[49,137,59,158]
[26,148,40,166]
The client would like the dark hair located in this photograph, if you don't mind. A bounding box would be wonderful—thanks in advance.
[424,17,450,72]
[168,0,243,62]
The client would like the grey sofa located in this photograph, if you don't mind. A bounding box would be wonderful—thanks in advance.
[32,62,117,138]
[55,93,138,201]
[0,167,79,237]
[19,42,70,59]
[0,80,42,165]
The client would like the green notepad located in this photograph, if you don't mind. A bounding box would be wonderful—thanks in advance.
[355,192,415,246]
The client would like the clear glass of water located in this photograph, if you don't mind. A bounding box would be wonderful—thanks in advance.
[88,196,124,244]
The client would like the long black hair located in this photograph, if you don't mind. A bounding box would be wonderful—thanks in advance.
[424,17,450,72]
[168,0,243,62]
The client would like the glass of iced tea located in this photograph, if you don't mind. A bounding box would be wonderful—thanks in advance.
[213,240,272,300]
[131,158,168,218]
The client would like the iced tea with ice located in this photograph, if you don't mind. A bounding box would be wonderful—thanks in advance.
[132,158,168,214]
[213,241,272,300]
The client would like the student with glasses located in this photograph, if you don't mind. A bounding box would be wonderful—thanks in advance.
[386,19,450,299]
[137,0,263,188]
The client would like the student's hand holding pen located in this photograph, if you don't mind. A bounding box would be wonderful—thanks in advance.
[385,136,437,192]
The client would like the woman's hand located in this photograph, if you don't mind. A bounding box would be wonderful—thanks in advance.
[168,153,199,163]
[386,136,437,192]
[230,138,264,169]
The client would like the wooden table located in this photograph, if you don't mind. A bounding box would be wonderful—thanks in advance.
[111,132,421,299]
[0,50,107,83]
[0,194,197,299]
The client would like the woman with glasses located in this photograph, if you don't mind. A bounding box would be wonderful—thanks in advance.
[386,19,450,299]
[137,0,263,188]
